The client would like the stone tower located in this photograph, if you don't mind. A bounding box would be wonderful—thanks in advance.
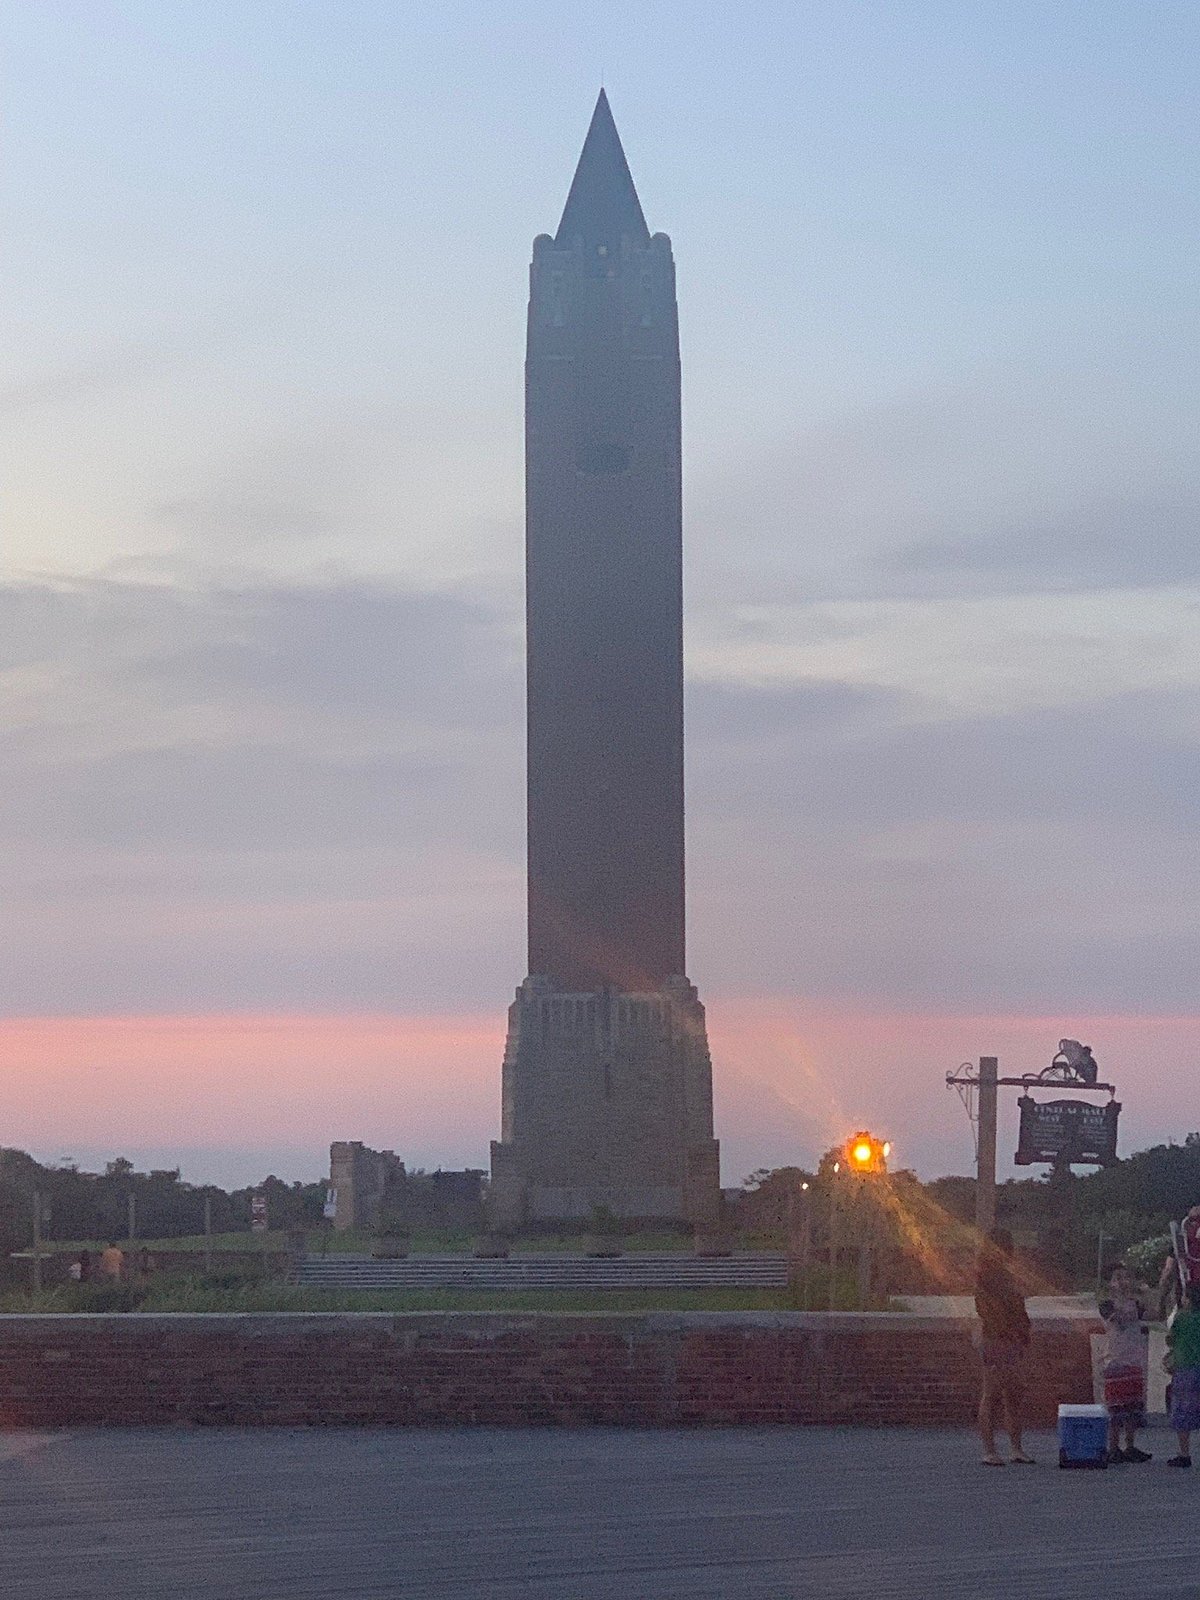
[489,92,720,1229]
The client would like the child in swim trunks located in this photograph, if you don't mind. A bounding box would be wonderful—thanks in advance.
[1098,1262,1151,1464]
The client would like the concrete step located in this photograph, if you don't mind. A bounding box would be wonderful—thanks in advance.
[295,1252,789,1291]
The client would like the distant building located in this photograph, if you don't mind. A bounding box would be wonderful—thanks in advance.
[490,93,720,1229]
[327,1142,405,1232]
[327,1145,488,1234]
[412,1170,487,1233]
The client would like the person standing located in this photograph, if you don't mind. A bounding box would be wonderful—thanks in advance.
[975,1227,1034,1466]
[99,1241,124,1281]
[1166,1284,1200,1468]
[1098,1262,1151,1463]
[1158,1206,1200,1318]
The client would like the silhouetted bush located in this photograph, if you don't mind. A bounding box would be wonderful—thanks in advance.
[66,1281,148,1313]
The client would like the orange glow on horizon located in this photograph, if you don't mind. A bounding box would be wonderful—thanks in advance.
[1,999,1198,1182]
[0,1011,505,1156]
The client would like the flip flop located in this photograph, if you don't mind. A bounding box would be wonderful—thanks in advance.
[981,1455,1006,1466]
[1009,1454,1036,1465]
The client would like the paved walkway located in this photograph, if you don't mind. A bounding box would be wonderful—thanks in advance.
[1,1426,1194,1598]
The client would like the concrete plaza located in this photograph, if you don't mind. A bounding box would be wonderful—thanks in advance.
[1,1425,1192,1598]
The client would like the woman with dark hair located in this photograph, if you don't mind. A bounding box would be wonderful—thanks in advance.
[975,1227,1034,1466]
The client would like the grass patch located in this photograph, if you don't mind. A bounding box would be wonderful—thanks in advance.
[0,1283,798,1314]
[34,1232,289,1256]
[151,1285,807,1313]
[37,1229,700,1258]
[0,1272,890,1315]
[306,1230,696,1256]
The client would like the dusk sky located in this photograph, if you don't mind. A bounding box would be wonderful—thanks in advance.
[4,1,1199,1187]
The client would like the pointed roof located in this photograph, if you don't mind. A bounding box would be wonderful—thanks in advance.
[555,90,651,250]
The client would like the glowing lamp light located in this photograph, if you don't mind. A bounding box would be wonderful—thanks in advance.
[843,1131,889,1175]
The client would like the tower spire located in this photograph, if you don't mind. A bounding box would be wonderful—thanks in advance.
[491,90,719,1234]
[555,89,650,251]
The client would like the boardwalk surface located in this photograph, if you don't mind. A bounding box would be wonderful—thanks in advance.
[1,1425,1192,1598]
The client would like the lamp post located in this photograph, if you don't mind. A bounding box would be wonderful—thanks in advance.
[841,1133,891,1310]
[31,1190,43,1296]
[976,1057,998,1236]
[947,1044,1119,1254]
[786,1181,812,1309]
[1095,1230,1110,1295]
[799,1182,812,1310]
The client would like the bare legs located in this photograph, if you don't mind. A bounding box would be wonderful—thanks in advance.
[978,1371,1002,1464]
[980,1369,1028,1463]
[1004,1379,1029,1461]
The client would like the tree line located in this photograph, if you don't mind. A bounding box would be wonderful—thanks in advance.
[4,1133,1197,1289]
[0,1148,326,1258]
[738,1133,1200,1288]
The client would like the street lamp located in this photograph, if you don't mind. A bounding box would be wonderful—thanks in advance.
[837,1132,891,1308]
[786,1180,814,1310]
[844,1131,889,1175]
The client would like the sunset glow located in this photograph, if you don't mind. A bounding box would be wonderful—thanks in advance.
[3,4,1197,1195]
[4,1003,1197,1187]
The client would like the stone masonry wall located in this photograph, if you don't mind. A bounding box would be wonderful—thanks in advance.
[0,1312,1096,1428]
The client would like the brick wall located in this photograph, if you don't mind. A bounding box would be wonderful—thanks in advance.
[0,1312,1097,1428]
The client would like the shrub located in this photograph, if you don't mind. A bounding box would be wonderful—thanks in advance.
[588,1205,625,1238]
[66,1281,148,1313]
[1125,1233,1172,1283]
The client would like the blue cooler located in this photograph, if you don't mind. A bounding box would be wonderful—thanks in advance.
[1058,1403,1108,1469]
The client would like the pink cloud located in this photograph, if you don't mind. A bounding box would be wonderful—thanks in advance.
[0,1013,503,1175]
[709,999,1200,1181]
[2,1003,1196,1185]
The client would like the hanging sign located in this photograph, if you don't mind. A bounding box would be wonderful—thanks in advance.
[1015,1096,1120,1167]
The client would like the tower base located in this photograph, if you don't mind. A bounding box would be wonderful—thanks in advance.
[489,976,721,1231]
